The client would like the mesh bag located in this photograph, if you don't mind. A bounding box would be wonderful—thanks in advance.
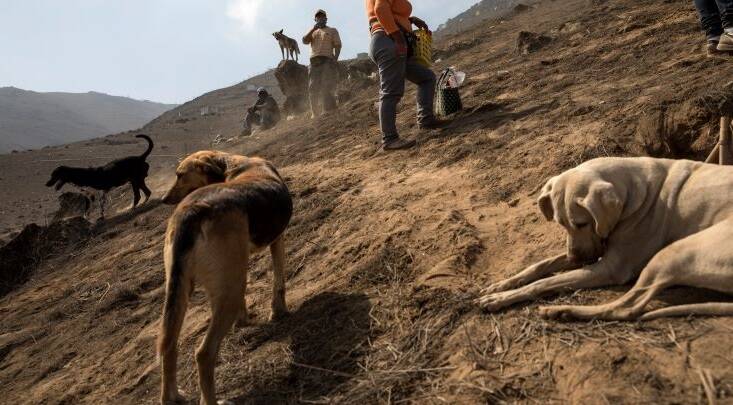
[435,68,462,116]
[412,29,433,67]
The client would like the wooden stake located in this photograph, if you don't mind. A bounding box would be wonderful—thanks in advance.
[719,116,732,165]
[706,143,720,164]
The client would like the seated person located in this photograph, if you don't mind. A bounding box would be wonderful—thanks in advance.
[242,88,281,136]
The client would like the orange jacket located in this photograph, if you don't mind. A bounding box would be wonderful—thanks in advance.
[366,0,412,35]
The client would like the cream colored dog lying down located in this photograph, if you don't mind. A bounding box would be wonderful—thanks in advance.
[477,156,733,321]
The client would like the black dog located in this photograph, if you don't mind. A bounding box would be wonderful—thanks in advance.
[46,134,154,217]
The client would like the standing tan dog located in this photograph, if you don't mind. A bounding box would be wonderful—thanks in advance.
[158,151,292,405]
[273,29,300,61]
[477,157,733,321]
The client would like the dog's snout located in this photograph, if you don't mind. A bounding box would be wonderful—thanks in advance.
[567,252,581,265]
[162,189,183,205]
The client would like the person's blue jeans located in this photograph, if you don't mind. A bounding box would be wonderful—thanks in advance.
[694,0,733,39]
[369,31,436,143]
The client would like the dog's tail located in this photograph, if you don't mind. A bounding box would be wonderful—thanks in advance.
[136,134,154,160]
[157,209,204,359]
[639,303,733,321]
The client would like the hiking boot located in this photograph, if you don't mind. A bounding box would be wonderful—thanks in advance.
[381,137,416,151]
[418,117,451,130]
[718,33,733,52]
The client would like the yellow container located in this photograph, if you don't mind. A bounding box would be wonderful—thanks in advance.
[413,29,433,67]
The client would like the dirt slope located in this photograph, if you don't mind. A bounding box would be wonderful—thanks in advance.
[2,0,733,403]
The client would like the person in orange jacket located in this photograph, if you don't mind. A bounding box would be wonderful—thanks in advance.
[366,0,447,151]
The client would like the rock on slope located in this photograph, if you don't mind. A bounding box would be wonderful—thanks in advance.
[0,87,177,153]
[2,0,733,403]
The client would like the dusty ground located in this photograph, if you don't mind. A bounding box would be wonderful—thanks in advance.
[2,0,733,403]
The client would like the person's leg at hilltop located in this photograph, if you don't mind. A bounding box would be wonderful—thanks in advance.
[694,0,725,54]
[369,31,415,151]
[308,57,325,118]
[716,0,733,51]
[321,59,338,113]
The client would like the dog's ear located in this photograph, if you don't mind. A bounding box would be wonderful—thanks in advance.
[576,181,623,238]
[195,155,226,183]
[538,177,556,222]
[279,29,283,34]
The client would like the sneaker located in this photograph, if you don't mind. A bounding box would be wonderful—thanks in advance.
[708,40,723,57]
[381,137,416,151]
[418,117,451,130]
[718,33,733,52]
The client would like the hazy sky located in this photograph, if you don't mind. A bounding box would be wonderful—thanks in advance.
[0,0,479,104]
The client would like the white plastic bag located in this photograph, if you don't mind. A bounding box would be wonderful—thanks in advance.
[447,68,466,88]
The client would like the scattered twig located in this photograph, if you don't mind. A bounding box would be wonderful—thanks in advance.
[375,366,456,374]
[697,367,717,405]
[291,361,355,378]
[97,282,112,302]
[463,324,492,371]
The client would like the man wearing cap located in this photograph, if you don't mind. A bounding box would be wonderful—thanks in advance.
[303,9,342,118]
[241,87,281,136]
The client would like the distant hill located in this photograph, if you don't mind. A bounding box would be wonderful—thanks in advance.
[0,87,176,153]
[436,0,539,39]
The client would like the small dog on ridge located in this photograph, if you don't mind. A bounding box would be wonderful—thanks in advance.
[273,29,300,61]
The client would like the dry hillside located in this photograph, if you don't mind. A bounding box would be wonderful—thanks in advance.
[2,0,733,403]
[436,0,539,38]
[0,87,177,153]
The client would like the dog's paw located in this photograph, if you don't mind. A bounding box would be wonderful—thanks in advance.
[162,390,188,404]
[537,306,572,321]
[236,315,252,328]
[269,307,289,322]
[480,280,514,295]
[474,292,513,312]
[217,400,236,405]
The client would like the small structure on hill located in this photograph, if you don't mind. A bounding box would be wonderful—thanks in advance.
[200,105,219,116]
[335,58,379,103]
